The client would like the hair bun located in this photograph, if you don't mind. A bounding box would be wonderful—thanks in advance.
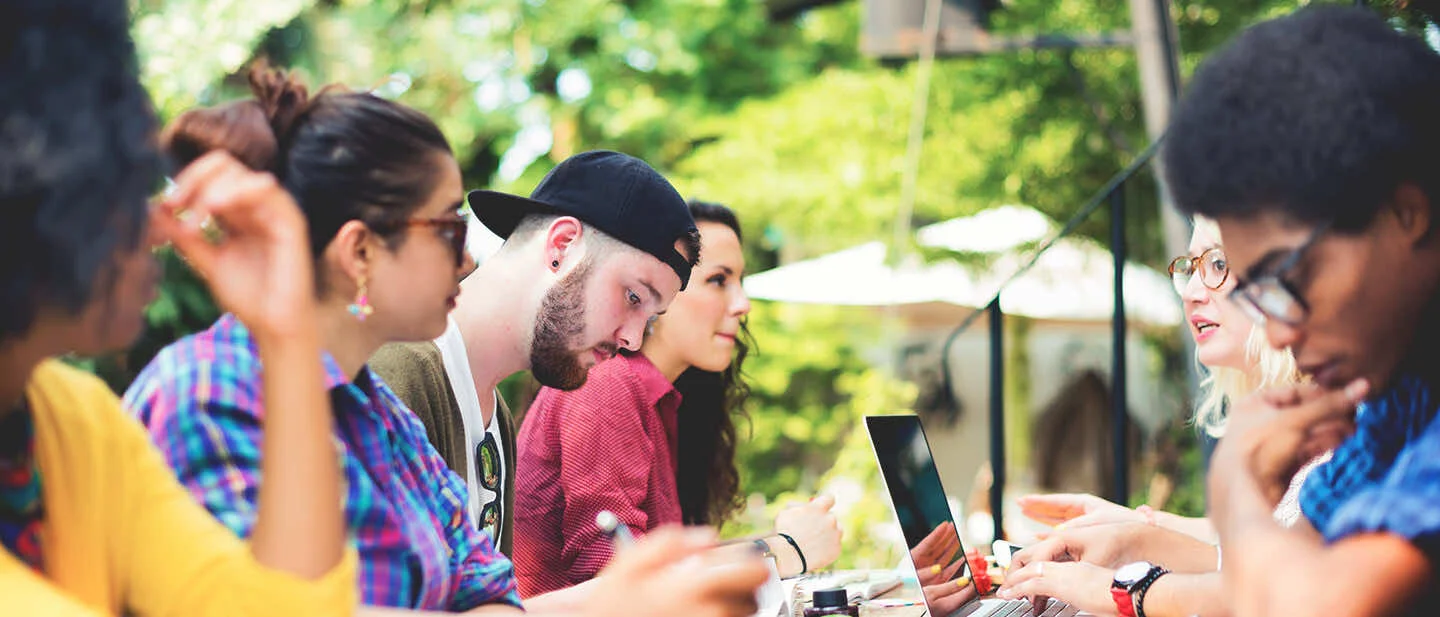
[248,63,310,145]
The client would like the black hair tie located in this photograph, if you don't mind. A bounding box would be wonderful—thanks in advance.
[777,532,807,575]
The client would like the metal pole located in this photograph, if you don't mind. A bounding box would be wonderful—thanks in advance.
[1127,0,1186,259]
[988,298,1006,541]
[1127,0,1196,505]
[1110,188,1130,505]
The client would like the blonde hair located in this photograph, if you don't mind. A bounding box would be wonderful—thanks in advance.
[1188,217,1302,437]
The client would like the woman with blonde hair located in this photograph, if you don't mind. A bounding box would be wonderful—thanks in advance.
[1019,216,1307,540]
[995,218,1325,617]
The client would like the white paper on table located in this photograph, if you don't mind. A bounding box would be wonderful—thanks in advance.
[751,556,788,617]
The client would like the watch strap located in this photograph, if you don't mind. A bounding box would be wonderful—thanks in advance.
[1111,563,1167,617]
[1128,565,1170,617]
[1110,586,1138,617]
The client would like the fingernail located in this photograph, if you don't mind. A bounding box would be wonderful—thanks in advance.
[1346,379,1369,402]
[1054,523,1067,531]
[955,577,970,587]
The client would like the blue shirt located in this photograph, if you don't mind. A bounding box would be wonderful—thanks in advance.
[1299,374,1440,562]
[124,315,521,611]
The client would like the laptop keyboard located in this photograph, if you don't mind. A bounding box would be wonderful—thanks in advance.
[977,598,1079,617]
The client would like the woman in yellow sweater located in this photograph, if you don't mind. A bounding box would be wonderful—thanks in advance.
[0,1,356,615]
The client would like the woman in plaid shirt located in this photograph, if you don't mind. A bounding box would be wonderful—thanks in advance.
[125,66,766,617]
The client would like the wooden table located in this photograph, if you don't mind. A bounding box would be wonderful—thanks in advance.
[860,578,925,616]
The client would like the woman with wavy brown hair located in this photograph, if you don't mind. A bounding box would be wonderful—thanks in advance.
[512,200,842,597]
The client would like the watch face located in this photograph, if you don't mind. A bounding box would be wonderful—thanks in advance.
[1114,561,1155,587]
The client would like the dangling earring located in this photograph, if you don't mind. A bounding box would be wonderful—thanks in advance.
[348,274,374,321]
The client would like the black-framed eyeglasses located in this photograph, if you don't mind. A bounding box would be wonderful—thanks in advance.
[1167,247,1230,294]
[475,432,502,537]
[372,214,470,268]
[1229,221,1331,327]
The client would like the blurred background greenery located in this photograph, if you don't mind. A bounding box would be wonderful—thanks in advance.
[76,0,1439,570]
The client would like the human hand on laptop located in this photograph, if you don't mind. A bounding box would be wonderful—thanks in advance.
[998,560,1117,617]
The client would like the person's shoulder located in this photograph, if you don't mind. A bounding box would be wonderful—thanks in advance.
[30,360,146,455]
[31,359,116,412]
[371,341,444,378]
[542,357,649,408]
[135,318,257,386]
[1397,406,1440,472]
[527,358,660,435]
[371,374,438,438]
[590,353,655,395]
[370,341,451,412]
[1358,374,1440,445]
[127,318,264,425]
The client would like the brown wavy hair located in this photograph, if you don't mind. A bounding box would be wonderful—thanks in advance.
[673,199,753,526]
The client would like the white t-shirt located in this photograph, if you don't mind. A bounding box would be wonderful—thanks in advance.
[433,317,506,542]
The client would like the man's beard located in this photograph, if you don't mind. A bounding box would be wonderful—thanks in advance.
[530,260,613,390]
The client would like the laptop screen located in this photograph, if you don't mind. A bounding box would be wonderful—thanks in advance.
[865,414,981,615]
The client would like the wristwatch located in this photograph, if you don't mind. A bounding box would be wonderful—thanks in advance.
[752,538,775,562]
[1111,561,1169,617]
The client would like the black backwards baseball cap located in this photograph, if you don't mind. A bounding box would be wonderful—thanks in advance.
[466,150,698,290]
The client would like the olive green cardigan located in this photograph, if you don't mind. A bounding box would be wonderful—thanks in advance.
[369,341,517,558]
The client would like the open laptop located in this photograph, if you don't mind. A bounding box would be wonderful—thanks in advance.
[865,414,1084,617]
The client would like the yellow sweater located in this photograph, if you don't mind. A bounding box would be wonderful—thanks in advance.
[0,360,358,616]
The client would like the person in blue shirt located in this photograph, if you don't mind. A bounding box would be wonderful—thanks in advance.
[1159,5,1440,617]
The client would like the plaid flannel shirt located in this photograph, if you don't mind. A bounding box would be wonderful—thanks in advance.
[125,314,520,611]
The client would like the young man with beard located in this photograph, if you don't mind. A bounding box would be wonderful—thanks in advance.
[369,150,704,605]
[1154,6,1440,617]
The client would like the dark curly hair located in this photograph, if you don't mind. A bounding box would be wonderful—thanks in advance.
[1163,5,1440,232]
[0,0,163,343]
[674,200,754,526]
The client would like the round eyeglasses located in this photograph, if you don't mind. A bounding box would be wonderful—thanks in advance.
[1167,247,1229,294]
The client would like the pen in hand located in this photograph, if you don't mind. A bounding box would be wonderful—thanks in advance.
[597,510,634,549]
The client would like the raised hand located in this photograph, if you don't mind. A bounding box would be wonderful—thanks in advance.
[1211,381,1367,509]
[152,150,316,340]
[1017,493,1136,529]
[774,494,842,572]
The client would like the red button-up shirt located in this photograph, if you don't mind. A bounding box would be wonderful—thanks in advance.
[512,352,682,597]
